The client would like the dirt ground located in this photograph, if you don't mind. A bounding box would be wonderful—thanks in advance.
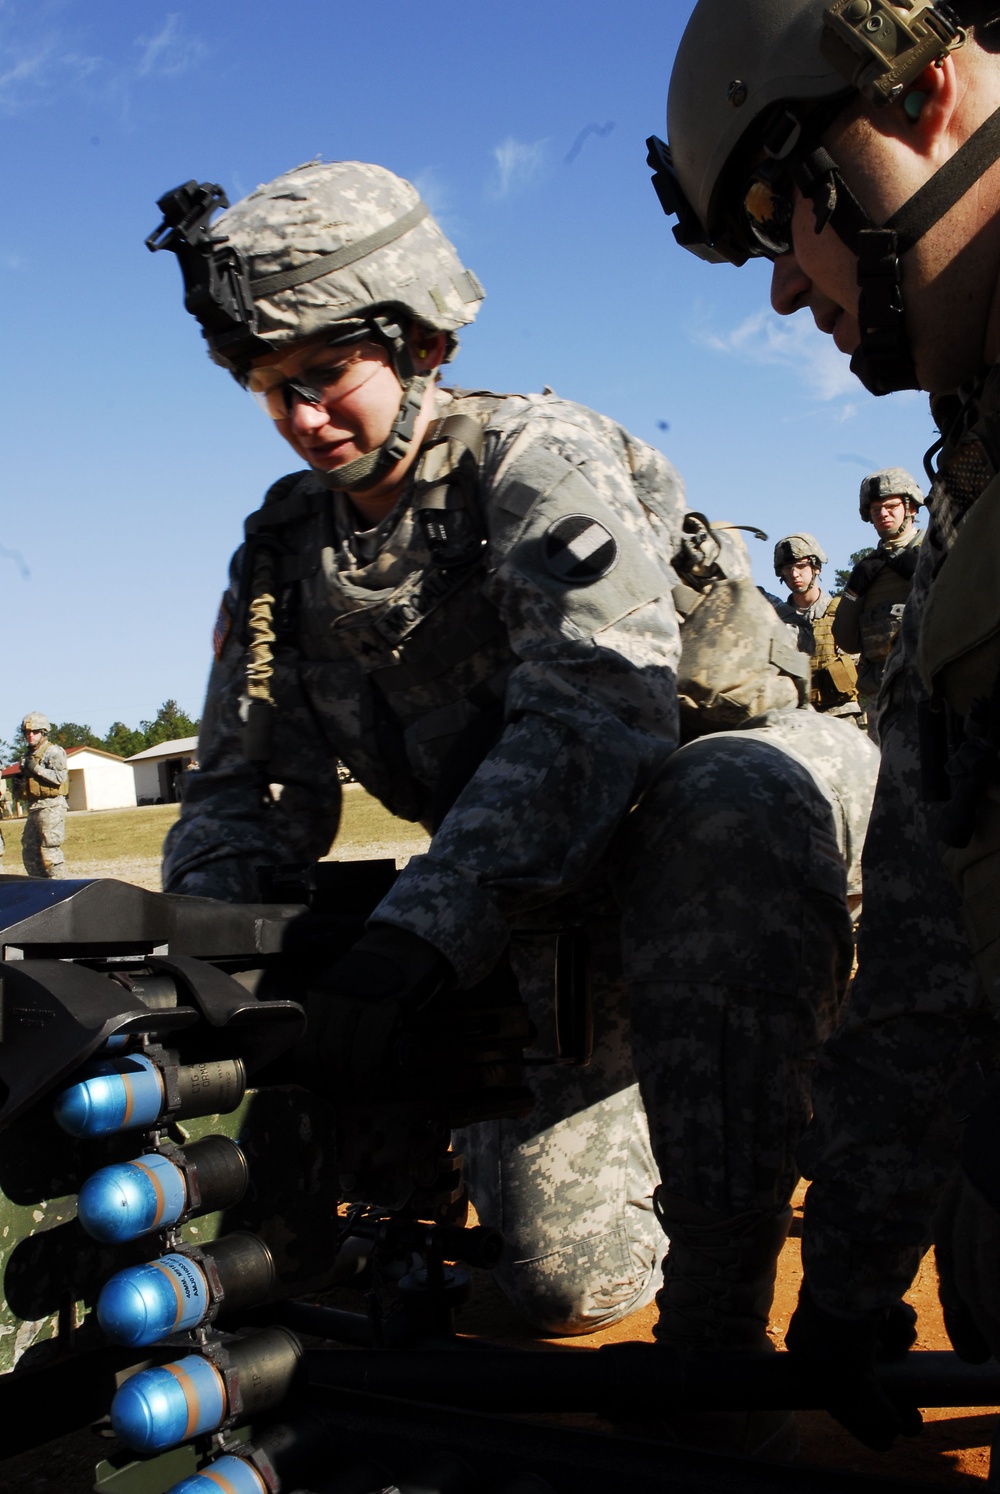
[1,1195,995,1492]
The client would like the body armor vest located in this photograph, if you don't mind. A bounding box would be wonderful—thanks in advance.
[808,600,858,710]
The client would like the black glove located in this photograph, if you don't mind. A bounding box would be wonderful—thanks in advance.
[934,1075,1000,1363]
[304,927,534,1119]
[845,553,886,598]
[306,925,450,1098]
[785,1285,922,1451]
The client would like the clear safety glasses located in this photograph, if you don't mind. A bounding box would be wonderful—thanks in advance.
[247,340,386,420]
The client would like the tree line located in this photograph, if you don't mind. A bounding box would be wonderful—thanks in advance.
[1,700,199,766]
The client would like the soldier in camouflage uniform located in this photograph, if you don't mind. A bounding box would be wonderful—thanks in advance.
[19,712,68,879]
[833,470,924,742]
[153,163,876,1452]
[660,0,1000,1452]
[773,533,862,725]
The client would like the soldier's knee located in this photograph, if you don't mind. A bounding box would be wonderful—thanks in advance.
[494,1225,659,1336]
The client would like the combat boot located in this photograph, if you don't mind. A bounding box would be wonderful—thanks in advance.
[650,1190,798,1462]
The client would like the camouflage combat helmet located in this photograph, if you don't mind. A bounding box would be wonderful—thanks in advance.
[859,466,924,521]
[22,712,50,734]
[651,1,997,396]
[773,532,828,576]
[148,161,485,491]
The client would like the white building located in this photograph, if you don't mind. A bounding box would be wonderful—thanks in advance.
[126,737,199,805]
[65,746,138,812]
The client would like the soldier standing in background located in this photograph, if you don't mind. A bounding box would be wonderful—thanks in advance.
[774,532,862,725]
[20,712,68,879]
[833,470,924,741]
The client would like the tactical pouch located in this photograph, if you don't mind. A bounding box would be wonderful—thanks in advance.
[28,779,68,800]
[859,602,906,666]
[674,578,806,739]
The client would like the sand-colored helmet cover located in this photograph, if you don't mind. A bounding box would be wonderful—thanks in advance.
[212,160,485,364]
[773,531,829,574]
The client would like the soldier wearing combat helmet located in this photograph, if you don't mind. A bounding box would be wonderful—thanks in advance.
[153,160,876,1459]
[834,468,924,738]
[658,0,1000,1454]
[18,712,68,878]
[773,532,861,722]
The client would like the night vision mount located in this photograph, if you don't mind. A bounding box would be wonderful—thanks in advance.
[146,180,272,372]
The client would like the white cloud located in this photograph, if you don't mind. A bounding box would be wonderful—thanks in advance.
[491,136,549,199]
[697,308,859,404]
[136,14,206,78]
[0,37,100,114]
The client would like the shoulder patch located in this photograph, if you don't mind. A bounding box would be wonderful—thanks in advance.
[213,596,233,660]
[543,514,619,584]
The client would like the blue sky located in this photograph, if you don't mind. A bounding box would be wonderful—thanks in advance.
[1,0,935,740]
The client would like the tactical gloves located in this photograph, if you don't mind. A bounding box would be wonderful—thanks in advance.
[935,1075,1000,1363]
[307,925,449,1097]
[304,924,534,1122]
[784,1285,921,1451]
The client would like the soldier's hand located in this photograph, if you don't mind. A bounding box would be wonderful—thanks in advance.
[785,1285,922,1451]
[845,554,886,599]
[307,925,450,1096]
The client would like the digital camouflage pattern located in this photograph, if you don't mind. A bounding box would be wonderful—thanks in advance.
[207,161,484,371]
[797,485,995,1317]
[465,709,876,1331]
[20,739,68,878]
[164,379,879,1332]
[163,388,686,988]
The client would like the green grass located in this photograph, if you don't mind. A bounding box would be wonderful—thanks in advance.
[0,785,426,867]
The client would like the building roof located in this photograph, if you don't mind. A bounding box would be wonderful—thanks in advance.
[125,736,199,763]
[66,746,129,763]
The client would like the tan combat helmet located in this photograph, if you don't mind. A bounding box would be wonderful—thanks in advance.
[148,161,485,491]
[859,467,924,520]
[22,712,50,735]
[650,1,1000,395]
[773,532,828,576]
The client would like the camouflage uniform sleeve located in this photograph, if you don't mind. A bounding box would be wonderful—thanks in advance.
[162,547,342,902]
[33,744,68,788]
[372,405,682,985]
[799,527,987,1314]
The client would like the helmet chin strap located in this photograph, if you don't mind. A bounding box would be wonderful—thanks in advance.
[793,102,1000,396]
[314,374,431,494]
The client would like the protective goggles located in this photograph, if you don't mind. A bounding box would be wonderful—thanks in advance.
[246,340,385,419]
[741,160,795,261]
